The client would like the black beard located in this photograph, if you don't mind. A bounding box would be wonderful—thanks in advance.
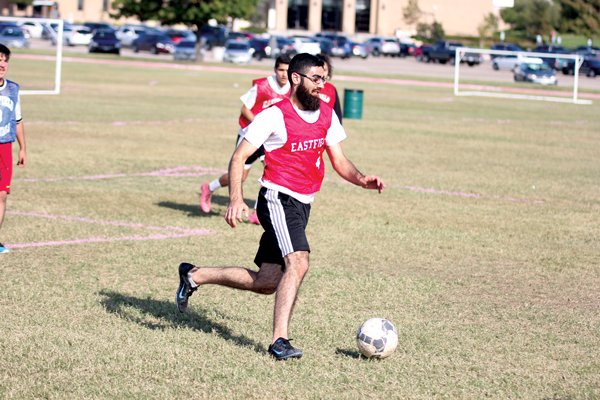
[296,80,321,111]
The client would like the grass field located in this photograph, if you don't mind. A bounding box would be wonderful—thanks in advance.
[1,56,599,399]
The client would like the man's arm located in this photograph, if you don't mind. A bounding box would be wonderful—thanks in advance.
[240,105,255,123]
[326,142,384,193]
[16,121,26,167]
[225,139,259,228]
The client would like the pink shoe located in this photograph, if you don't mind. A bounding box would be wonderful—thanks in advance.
[200,182,212,213]
[248,209,261,225]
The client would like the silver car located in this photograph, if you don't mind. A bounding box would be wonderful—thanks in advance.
[173,40,197,61]
[0,27,30,49]
[223,40,253,64]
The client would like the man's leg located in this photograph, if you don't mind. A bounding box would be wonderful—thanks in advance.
[272,251,309,342]
[190,262,283,294]
[0,191,7,231]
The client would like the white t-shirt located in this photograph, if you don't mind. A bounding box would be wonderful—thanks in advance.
[239,75,290,110]
[0,79,22,122]
[242,104,346,203]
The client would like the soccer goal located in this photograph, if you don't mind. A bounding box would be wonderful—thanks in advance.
[0,16,64,95]
[453,47,591,105]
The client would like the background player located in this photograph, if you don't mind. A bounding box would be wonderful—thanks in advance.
[200,54,292,224]
[316,54,343,123]
[0,44,26,254]
[176,54,385,360]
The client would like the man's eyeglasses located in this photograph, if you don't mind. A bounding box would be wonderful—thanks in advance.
[296,73,327,85]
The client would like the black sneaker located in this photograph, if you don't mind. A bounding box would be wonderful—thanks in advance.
[268,338,303,360]
[176,263,198,313]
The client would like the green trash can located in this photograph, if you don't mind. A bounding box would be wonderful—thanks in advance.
[343,89,363,120]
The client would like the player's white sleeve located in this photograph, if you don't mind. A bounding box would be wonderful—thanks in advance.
[15,94,22,122]
[243,107,287,152]
[239,84,258,109]
[325,112,346,146]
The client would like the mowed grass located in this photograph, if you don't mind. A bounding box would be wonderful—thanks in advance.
[0,57,599,399]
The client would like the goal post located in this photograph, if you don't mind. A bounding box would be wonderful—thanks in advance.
[0,16,63,95]
[453,47,591,105]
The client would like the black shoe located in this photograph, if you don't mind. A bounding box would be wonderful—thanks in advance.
[176,263,197,313]
[268,338,303,360]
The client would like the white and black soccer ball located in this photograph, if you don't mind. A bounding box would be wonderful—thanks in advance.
[356,318,398,359]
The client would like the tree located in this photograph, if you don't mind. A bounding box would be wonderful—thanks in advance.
[111,0,259,60]
[558,0,600,36]
[477,12,499,47]
[430,21,445,41]
[500,0,561,37]
[402,0,421,28]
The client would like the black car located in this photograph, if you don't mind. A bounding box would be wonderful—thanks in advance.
[399,43,416,57]
[534,45,572,70]
[562,58,600,77]
[89,29,120,54]
[314,33,353,58]
[84,22,116,33]
[132,33,175,54]
[199,25,229,49]
[249,37,296,60]
[573,45,600,57]
[490,43,523,58]
[314,37,334,56]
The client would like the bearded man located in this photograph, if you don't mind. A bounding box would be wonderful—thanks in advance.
[175,54,385,360]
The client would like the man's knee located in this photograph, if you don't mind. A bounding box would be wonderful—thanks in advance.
[284,251,310,277]
[0,191,7,203]
[254,263,283,294]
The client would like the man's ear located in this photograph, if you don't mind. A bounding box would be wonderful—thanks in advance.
[291,72,301,85]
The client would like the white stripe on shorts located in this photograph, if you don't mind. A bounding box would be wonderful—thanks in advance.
[265,188,294,257]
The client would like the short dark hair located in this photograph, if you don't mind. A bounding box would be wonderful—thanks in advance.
[275,54,292,69]
[0,44,11,61]
[287,53,324,87]
[316,54,333,79]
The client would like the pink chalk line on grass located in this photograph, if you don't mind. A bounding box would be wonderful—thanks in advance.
[14,166,227,183]
[23,117,235,126]
[6,211,212,249]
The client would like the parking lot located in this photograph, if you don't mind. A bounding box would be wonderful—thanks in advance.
[27,38,600,91]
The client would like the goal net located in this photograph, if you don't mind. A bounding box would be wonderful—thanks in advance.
[0,16,64,95]
[453,47,591,105]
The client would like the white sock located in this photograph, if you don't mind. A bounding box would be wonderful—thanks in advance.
[187,272,198,288]
[208,179,221,192]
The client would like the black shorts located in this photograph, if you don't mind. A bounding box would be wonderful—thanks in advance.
[237,134,265,167]
[253,187,311,269]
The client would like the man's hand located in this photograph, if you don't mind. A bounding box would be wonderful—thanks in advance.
[225,199,249,228]
[17,149,26,168]
[359,175,385,193]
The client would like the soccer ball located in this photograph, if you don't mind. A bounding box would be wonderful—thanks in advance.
[356,318,398,359]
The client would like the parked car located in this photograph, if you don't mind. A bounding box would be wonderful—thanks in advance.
[514,61,557,85]
[163,29,195,45]
[492,54,543,71]
[490,43,524,59]
[534,45,572,70]
[352,41,371,59]
[0,27,30,49]
[427,41,483,66]
[200,25,229,49]
[314,33,353,58]
[362,37,399,57]
[41,22,64,40]
[249,37,296,60]
[115,25,148,47]
[88,29,120,54]
[132,33,175,54]
[84,22,116,33]
[399,43,416,57]
[562,58,600,77]
[415,44,432,62]
[62,25,93,46]
[227,32,248,42]
[288,36,321,55]
[573,45,600,57]
[17,19,45,39]
[223,40,253,64]
[313,36,334,56]
[173,40,197,61]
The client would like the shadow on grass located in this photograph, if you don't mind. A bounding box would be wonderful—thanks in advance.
[157,195,254,217]
[98,290,265,354]
[335,348,362,359]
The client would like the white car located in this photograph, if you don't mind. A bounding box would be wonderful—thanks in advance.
[492,54,543,71]
[18,20,45,39]
[362,37,400,57]
[115,25,148,47]
[288,36,321,55]
[63,25,93,46]
[223,40,253,64]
